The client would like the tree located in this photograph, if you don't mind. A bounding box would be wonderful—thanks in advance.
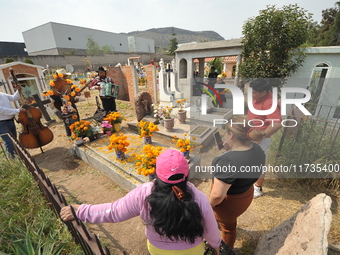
[86,36,102,55]
[24,58,34,64]
[317,2,340,46]
[5,58,14,63]
[208,58,223,74]
[239,4,312,86]
[167,27,178,55]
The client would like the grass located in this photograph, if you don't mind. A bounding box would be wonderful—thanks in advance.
[0,157,83,254]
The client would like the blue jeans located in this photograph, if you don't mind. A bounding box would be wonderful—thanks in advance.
[0,119,17,157]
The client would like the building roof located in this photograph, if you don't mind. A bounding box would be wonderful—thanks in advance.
[176,38,243,52]
[0,61,44,70]
[0,42,28,56]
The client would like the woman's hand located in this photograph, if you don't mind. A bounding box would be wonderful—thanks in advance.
[60,204,80,221]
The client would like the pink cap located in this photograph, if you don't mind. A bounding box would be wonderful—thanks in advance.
[156,149,189,184]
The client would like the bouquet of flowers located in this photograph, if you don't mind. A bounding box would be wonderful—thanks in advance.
[153,105,165,121]
[69,120,95,140]
[162,106,173,119]
[107,133,129,153]
[101,121,113,131]
[135,144,163,176]
[103,112,125,125]
[172,133,200,153]
[136,120,159,138]
[176,99,186,111]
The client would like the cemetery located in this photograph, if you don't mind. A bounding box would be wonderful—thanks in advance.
[1,39,340,254]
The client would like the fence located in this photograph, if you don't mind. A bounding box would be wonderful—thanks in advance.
[276,103,340,171]
[3,133,112,255]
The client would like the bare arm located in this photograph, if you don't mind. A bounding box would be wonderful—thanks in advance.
[209,177,231,207]
[264,122,281,137]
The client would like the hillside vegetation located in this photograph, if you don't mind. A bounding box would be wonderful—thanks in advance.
[123,27,225,49]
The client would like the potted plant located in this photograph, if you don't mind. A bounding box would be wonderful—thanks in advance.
[101,121,113,136]
[103,112,125,132]
[136,120,159,144]
[176,99,187,123]
[107,133,129,160]
[162,106,174,131]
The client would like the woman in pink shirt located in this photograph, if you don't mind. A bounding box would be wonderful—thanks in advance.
[60,149,221,254]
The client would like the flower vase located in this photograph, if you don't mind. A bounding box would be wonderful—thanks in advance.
[113,123,121,132]
[178,110,187,123]
[115,150,126,161]
[182,150,190,159]
[74,139,84,146]
[148,173,156,181]
[164,118,175,131]
[144,135,152,144]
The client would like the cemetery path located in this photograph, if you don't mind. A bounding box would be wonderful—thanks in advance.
[26,94,339,255]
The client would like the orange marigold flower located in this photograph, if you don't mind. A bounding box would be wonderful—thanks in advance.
[49,80,55,86]
[47,90,54,96]
[72,115,78,119]
[66,79,72,84]
[53,74,58,79]
[58,73,64,78]
[64,95,70,101]
[71,91,76,97]
[75,87,81,92]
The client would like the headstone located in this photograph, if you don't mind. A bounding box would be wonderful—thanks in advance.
[135,92,153,121]
[254,193,332,255]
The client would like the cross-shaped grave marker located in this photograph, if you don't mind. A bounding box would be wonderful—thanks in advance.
[30,94,55,123]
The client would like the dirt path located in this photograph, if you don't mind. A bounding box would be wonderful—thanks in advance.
[27,93,339,255]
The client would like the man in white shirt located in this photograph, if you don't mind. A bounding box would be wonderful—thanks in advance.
[0,85,26,157]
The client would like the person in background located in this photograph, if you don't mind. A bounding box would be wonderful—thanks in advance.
[0,85,26,157]
[247,78,282,198]
[89,66,117,113]
[60,149,221,254]
[209,116,266,249]
[208,66,219,87]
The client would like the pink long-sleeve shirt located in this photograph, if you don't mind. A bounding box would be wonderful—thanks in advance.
[76,181,221,250]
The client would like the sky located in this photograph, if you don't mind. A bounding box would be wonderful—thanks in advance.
[0,0,337,42]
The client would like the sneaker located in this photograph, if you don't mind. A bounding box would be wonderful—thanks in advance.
[254,185,263,199]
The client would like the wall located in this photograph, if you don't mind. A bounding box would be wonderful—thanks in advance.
[0,54,174,72]
[22,23,57,53]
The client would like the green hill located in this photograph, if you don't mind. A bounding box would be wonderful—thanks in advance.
[123,27,225,49]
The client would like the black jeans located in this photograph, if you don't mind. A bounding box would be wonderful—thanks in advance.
[100,97,116,112]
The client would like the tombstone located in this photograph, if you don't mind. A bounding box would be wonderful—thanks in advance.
[135,92,153,121]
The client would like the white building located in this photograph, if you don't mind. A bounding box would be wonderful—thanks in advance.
[22,22,155,55]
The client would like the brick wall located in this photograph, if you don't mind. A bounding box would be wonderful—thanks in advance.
[105,65,157,107]
[2,64,41,94]
[145,65,156,103]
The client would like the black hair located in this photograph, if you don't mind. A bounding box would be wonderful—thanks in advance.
[145,177,204,244]
[249,78,271,92]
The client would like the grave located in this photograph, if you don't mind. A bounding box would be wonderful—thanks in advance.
[70,131,201,191]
